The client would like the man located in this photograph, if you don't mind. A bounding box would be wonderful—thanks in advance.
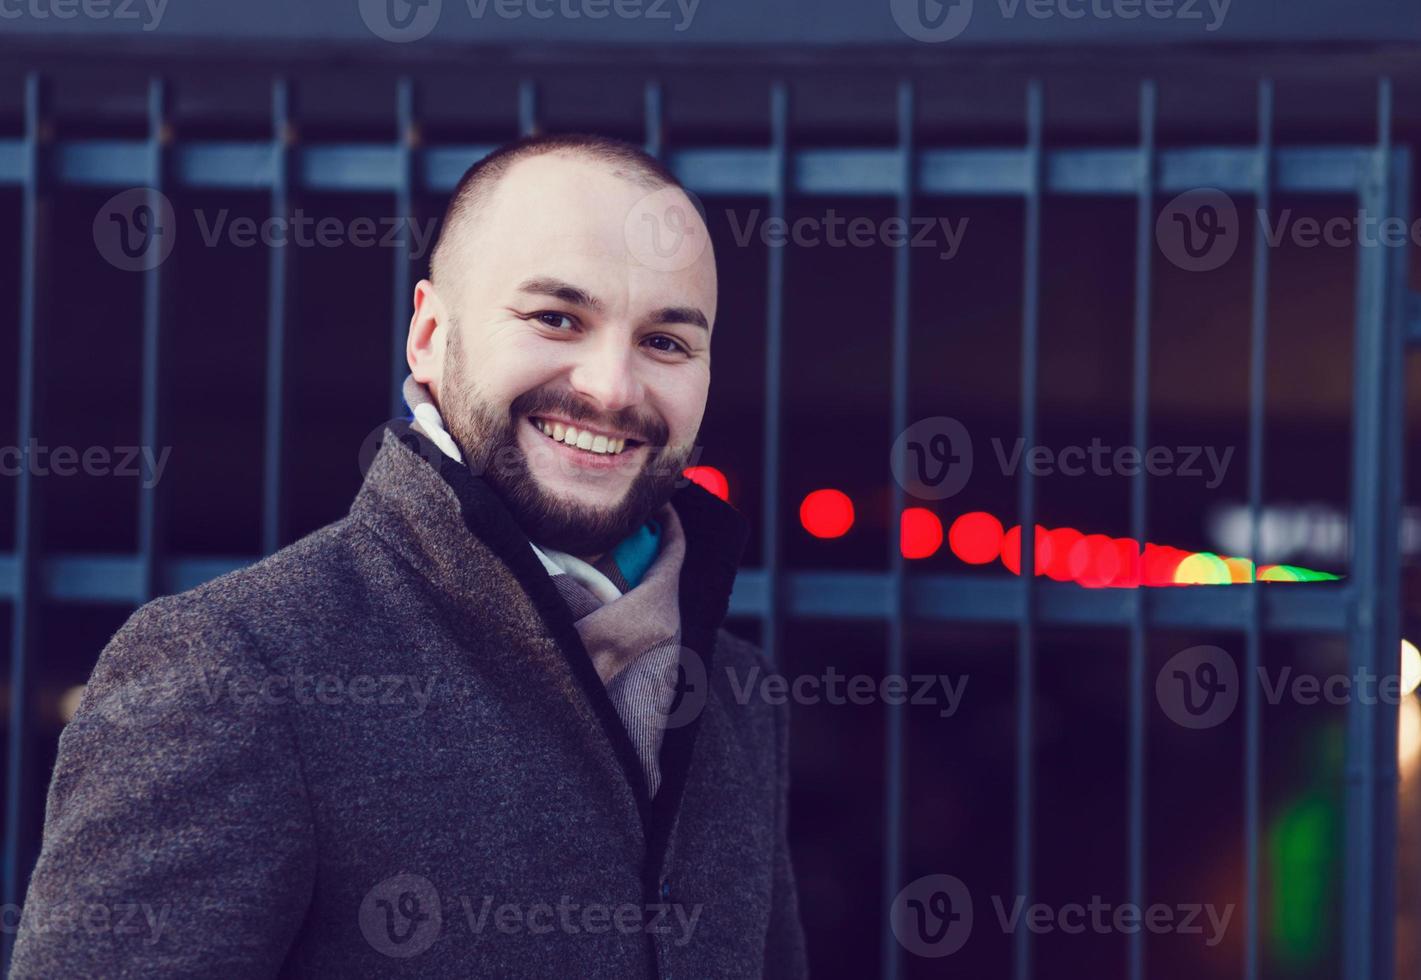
[11,135,808,978]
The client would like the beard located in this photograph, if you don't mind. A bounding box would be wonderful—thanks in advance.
[436,329,697,557]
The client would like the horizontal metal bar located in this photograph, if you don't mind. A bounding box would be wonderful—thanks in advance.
[0,557,1351,631]
[730,571,1350,632]
[423,144,498,193]
[0,141,24,184]
[178,142,277,189]
[2,141,1387,196]
[53,139,150,187]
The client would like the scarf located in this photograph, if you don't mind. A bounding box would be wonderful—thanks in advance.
[401,375,684,796]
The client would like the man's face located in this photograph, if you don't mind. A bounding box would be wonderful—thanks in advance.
[427,154,717,557]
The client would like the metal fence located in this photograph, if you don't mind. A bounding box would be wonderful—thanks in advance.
[0,70,1410,979]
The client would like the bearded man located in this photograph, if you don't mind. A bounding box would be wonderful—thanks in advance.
[11,135,808,979]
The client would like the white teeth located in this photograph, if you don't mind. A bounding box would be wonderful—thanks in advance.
[532,418,628,454]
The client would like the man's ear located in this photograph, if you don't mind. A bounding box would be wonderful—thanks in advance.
[407,279,447,389]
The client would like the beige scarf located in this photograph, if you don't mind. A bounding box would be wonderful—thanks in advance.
[402,375,685,796]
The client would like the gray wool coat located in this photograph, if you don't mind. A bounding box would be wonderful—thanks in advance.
[10,426,808,979]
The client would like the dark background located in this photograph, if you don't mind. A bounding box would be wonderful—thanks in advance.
[4,4,1421,978]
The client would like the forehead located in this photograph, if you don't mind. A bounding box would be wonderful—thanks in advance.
[461,154,717,322]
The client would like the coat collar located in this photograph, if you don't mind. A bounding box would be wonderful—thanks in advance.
[349,423,748,872]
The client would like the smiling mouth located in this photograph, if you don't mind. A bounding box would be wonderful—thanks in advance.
[528,416,642,456]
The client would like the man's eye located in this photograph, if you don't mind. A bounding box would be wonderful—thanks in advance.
[535,312,575,331]
[644,334,688,355]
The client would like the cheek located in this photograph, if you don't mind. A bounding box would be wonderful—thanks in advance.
[650,370,709,443]
[461,331,569,405]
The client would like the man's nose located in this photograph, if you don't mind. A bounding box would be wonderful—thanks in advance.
[567,335,645,414]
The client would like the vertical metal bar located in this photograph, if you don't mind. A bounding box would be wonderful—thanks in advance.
[518,80,539,138]
[137,77,170,599]
[881,77,913,980]
[1342,76,1400,980]
[1242,78,1273,980]
[643,80,664,160]
[263,78,293,555]
[1127,79,1156,980]
[1372,134,1407,980]
[3,72,48,975]
[1013,78,1043,980]
[390,78,417,421]
[761,81,788,670]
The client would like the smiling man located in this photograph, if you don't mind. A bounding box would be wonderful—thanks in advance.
[12,136,808,979]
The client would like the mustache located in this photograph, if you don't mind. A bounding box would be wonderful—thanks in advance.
[508,388,668,446]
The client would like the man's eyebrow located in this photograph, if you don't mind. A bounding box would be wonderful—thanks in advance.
[514,277,605,312]
[516,277,707,332]
[647,306,710,332]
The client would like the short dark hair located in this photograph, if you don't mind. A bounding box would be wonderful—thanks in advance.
[429,133,682,291]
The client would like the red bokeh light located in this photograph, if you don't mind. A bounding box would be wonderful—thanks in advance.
[1000,524,1048,576]
[683,466,729,502]
[800,489,855,539]
[1039,527,1083,582]
[901,508,944,559]
[948,512,1004,565]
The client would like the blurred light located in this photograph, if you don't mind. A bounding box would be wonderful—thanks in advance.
[1224,557,1256,583]
[800,489,855,539]
[1400,698,1421,772]
[901,508,943,560]
[1401,639,1421,697]
[1258,564,1340,583]
[1040,527,1083,581]
[1142,544,1186,586]
[1069,534,1121,589]
[948,512,1003,565]
[1110,538,1141,588]
[1000,524,1047,576]
[1174,552,1232,585]
[59,685,85,725]
[683,466,729,502]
